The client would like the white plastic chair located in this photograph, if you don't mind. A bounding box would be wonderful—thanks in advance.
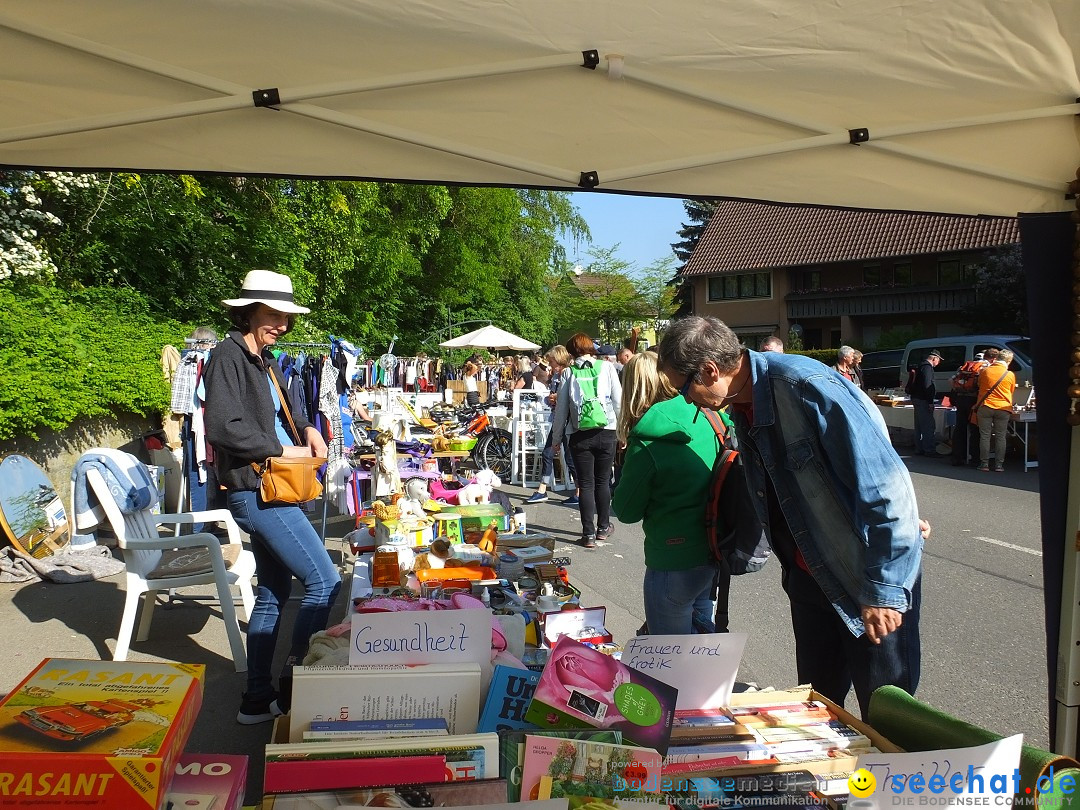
[74,454,255,672]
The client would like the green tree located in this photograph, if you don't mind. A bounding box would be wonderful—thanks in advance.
[636,256,679,333]
[961,245,1028,335]
[670,198,718,317]
[553,246,646,342]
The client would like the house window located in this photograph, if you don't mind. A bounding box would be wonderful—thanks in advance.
[801,270,820,291]
[707,272,772,302]
[863,264,880,286]
[938,260,961,284]
[894,262,912,285]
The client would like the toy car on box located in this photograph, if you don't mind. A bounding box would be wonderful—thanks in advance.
[17,697,162,742]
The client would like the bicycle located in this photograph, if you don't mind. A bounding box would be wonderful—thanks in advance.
[427,399,513,479]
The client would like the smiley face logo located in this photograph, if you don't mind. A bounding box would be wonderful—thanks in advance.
[848,768,877,798]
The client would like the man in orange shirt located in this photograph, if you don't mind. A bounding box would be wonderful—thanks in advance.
[976,349,1017,472]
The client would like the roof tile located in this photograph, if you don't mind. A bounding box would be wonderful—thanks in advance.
[681,200,1019,277]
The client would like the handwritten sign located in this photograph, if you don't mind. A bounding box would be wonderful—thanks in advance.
[350,608,491,666]
[855,735,1024,809]
[623,633,747,709]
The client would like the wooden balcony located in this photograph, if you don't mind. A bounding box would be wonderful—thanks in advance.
[786,283,975,319]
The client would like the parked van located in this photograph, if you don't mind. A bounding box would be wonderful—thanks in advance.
[900,335,1032,392]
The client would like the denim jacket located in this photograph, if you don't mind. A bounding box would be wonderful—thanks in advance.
[730,351,923,636]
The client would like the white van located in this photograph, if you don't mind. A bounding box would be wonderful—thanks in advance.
[900,335,1032,391]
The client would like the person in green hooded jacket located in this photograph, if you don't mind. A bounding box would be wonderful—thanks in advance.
[612,351,729,635]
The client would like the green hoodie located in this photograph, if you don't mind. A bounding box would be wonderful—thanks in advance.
[612,396,728,571]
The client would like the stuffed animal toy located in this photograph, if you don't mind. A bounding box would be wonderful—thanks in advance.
[457,469,501,505]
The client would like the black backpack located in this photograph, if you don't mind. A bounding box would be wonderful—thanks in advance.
[700,409,771,576]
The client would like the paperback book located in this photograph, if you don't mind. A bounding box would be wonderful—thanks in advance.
[264,753,447,794]
[289,662,482,742]
[524,637,678,754]
[477,664,541,733]
[520,734,664,806]
[303,717,449,740]
[0,658,204,810]
[264,731,501,782]
[501,729,623,802]
[260,779,511,810]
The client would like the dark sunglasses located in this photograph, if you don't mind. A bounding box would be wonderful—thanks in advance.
[679,372,699,397]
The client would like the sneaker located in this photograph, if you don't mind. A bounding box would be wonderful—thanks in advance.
[237,691,285,725]
[977,463,990,472]
[596,525,613,542]
[525,492,548,504]
[580,535,597,549]
[564,495,579,506]
[993,464,1005,473]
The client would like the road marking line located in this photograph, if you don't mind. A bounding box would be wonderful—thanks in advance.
[972,535,1041,557]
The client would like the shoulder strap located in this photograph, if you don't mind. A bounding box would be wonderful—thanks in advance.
[268,366,302,445]
[973,366,1008,410]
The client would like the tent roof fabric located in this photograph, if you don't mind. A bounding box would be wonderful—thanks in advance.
[1,1,1077,217]
[439,325,540,351]
[681,199,1021,276]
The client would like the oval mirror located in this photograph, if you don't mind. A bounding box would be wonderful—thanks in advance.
[0,455,70,558]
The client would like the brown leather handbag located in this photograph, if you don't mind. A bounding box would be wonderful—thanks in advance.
[253,370,326,504]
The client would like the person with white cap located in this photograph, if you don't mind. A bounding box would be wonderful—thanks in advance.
[204,269,341,725]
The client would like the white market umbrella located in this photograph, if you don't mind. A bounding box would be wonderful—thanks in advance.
[439,325,540,352]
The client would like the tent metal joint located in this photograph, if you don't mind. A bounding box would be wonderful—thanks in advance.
[848,128,870,144]
[252,88,281,108]
[578,170,599,188]
[582,50,599,69]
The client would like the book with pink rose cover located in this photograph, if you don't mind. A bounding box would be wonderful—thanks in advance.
[524,637,678,754]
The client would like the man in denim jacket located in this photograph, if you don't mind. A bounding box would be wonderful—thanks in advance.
[659,316,923,716]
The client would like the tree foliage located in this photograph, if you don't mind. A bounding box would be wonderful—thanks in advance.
[961,245,1028,335]
[0,171,591,439]
[670,198,719,316]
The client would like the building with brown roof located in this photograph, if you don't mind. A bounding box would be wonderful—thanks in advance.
[679,199,1020,350]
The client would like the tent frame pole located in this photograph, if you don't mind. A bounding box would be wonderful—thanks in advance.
[1054,426,1080,756]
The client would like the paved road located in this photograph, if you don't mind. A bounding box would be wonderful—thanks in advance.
[0,443,1049,804]
[548,448,1049,748]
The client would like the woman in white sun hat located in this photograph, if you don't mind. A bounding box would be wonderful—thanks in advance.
[204,269,341,725]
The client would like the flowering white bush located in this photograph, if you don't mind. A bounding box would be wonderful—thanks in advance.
[0,172,97,281]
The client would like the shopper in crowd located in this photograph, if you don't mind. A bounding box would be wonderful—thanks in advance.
[907,349,943,456]
[760,336,784,353]
[659,316,924,716]
[499,355,515,392]
[550,333,622,548]
[852,350,865,389]
[462,360,481,407]
[204,269,341,725]
[526,346,578,505]
[617,342,635,367]
[833,345,863,389]
[976,349,1017,472]
[512,356,535,391]
[948,349,993,466]
[612,352,724,634]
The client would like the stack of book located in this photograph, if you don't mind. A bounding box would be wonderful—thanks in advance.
[265,661,498,797]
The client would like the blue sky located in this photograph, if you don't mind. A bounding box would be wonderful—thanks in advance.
[559,192,688,275]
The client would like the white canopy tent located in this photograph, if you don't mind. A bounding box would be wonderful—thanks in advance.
[3,0,1080,750]
[1,1,1077,217]
[440,325,540,352]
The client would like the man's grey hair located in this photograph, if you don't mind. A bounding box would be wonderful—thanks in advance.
[658,316,744,376]
[760,336,784,352]
[837,345,855,362]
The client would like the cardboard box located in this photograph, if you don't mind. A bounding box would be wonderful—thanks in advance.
[506,544,553,565]
[495,532,556,554]
[675,687,902,779]
[0,659,205,809]
[454,503,509,535]
[374,518,435,547]
[540,605,612,647]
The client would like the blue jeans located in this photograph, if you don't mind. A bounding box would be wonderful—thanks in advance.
[227,490,342,699]
[643,565,717,635]
[786,560,921,717]
[540,427,576,483]
[568,429,618,536]
[911,397,937,454]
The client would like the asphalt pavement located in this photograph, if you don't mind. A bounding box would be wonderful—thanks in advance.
[0,441,1050,805]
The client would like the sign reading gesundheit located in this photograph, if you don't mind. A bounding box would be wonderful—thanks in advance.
[350,608,492,666]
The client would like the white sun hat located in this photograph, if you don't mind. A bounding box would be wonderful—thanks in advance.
[221,269,310,314]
